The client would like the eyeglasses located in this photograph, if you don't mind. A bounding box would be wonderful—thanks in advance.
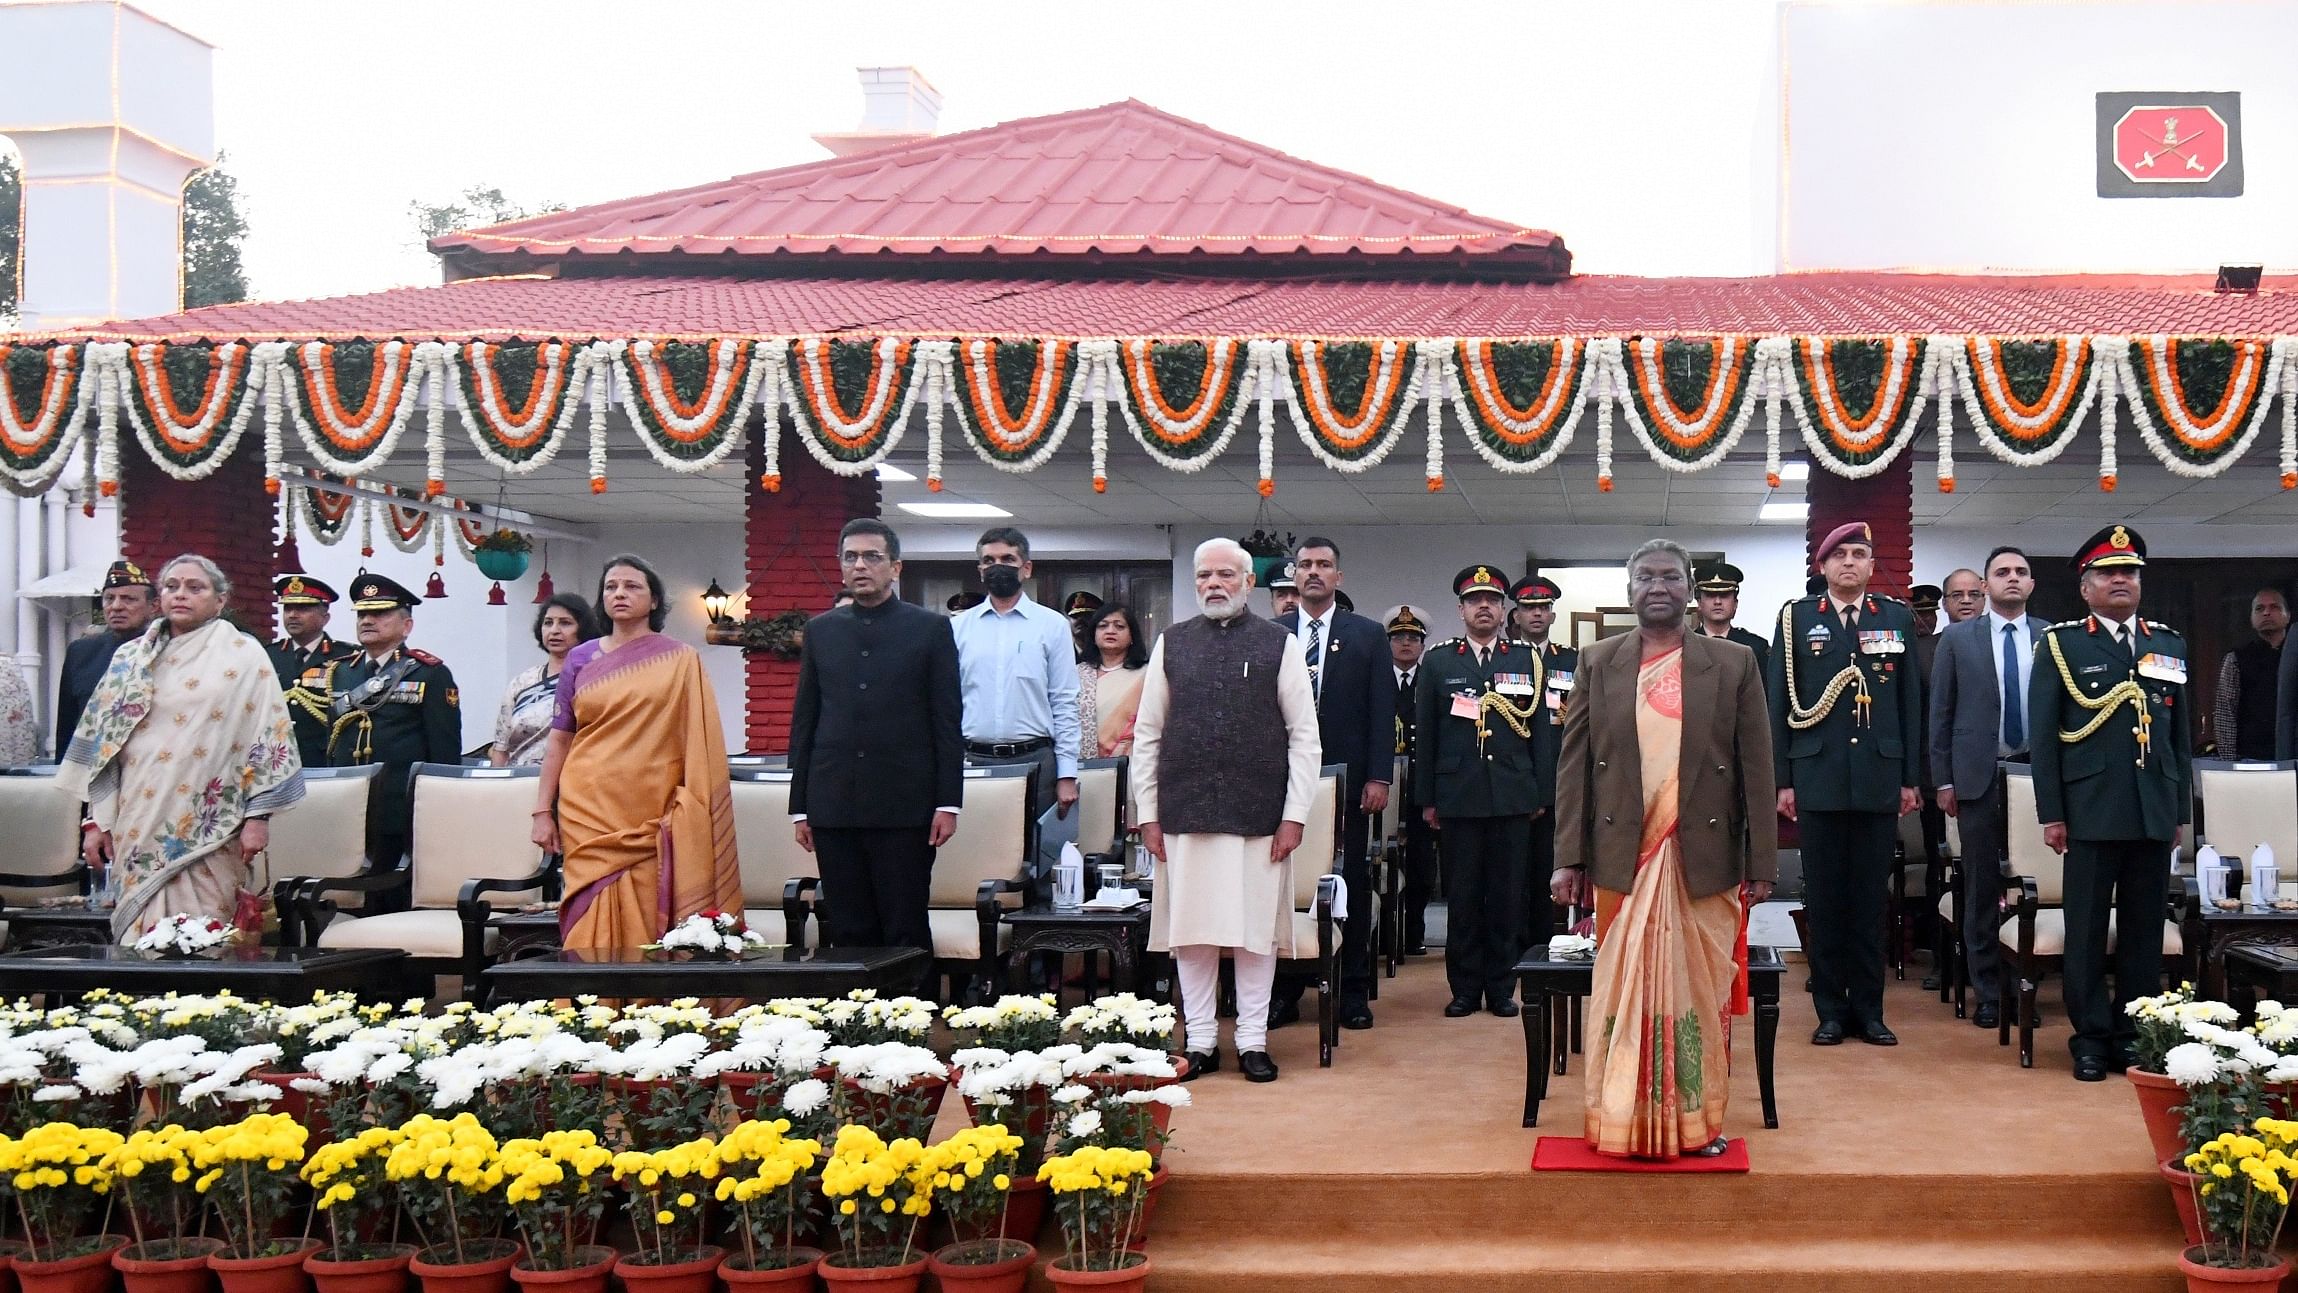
[1945,590,1985,600]
[1630,572,1689,587]
[839,551,891,567]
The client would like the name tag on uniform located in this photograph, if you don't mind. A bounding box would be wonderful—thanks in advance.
[388,681,426,704]
[1450,692,1481,719]
[1858,631,1904,655]
[1493,672,1536,696]
[2137,653,2187,684]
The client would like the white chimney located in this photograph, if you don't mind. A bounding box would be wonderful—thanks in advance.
[812,66,941,158]
[0,0,215,328]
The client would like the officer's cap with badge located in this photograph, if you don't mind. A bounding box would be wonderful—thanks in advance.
[348,569,421,613]
[1813,520,1874,571]
[1694,562,1746,594]
[1453,564,1510,601]
[1385,605,1431,640]
[1267,561,1297,591]
[1510,575,1562,606]
[100,559,153,593]
[2074,524,2147,572]
[274,574,342,607]
[1062,591,1104,621]
[1909,584,1942,613]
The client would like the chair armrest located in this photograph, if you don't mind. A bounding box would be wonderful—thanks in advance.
[291,867,413,941]
[0,864,90,894]
[783,877,820,950]
[975,878,1024,925]
[2012,876,2040,961]
[456,869,553,1002]
[1316,874,1339,964]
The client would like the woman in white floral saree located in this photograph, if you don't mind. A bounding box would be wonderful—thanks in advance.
[59,554,305,943]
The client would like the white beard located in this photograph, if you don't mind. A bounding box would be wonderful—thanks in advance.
[1200,592,1244,622]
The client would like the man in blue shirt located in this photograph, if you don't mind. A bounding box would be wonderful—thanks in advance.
[952,527,1081,821]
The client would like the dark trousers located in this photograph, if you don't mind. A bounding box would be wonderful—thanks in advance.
[1339,800,1375,999]
[812,826,935,965]
[1400,805,1440,949]
[1439,814,1530,1005]
[2063,836,2171,1059]
[1523,811,1557,951]
[1800,809,1895,1027]
[1955,789,2008,1000]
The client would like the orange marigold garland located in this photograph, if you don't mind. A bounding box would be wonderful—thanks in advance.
[785,336,923,472]
[1949,336,2099,465]
[1443,338,1586,474]
[612,338,768,471]
[950,338,1086,473]
[446,340,588,472]
[1107,338,1254,472]
[1282,339,1418,470]
[2120,335,2282,476]
[282,340,427,476]
[0,342,90,490]
[1784,336,1925,477]
[119,341,259,480]
[1615,335,1762,472]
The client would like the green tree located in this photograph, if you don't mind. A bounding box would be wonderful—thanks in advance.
[1,151,20,321]
[0,148,249,320]
[410,186,564,243]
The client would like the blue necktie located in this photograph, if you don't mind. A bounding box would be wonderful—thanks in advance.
[2001,623,2025,751]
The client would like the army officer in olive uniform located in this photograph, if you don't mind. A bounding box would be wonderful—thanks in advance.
[2030,525,2191,1082]
[1691,563,1771,687]
[1508,574,1577,953]
[325,571,462,872]
[1416,564,1546,1019]
[268,574,360,769]
[1767,521,1924,1047]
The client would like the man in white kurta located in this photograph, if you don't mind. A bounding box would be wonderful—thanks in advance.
[1136,538,1322,1084]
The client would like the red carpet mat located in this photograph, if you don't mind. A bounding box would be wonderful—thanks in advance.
[1532,1136,1750,1173]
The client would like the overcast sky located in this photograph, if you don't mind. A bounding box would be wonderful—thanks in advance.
[100,0,1791,303]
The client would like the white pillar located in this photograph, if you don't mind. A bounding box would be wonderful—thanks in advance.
[0,1,215,328]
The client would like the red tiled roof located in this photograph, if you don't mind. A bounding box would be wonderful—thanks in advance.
[426,101,1566,277]
[39,272,2298,342]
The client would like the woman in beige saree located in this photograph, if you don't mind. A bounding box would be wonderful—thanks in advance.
[60,555,304,942]
[1075,603,1149,760]
[533,555,739,952]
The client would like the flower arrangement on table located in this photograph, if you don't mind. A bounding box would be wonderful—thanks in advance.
[501,1128,616,1273]
[1038,1144,1155,1276]
[610,1134,723,1268]
[818,1125,933,1272]
[712,1118,823,1274]
[132,913,238,957]
[189,1111,311,1259]
[2180,1118,2298,1275]
[644,911,769,958]
[0,1122,125,1261]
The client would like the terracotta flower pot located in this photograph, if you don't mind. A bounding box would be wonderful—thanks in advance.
[302,1245,414,1293]
[408,1241,522,1293]
[815,1252,927,1293]
[925,1240,1033,1293]
[506,1247,614,1293]
[716,1249,819,1293]
[1043,1254,1150,1293]
[2161,1156,2206,1247]
[2175,1247,2290,1290]
[1075,1063,1185,1164]
[717,1070,775,1119]
[116,1239,225,1293]
[2129,1068,2189,1166]
[15,1236,129,1293]
[212,1240,324,1293]
[997,1178,1049,1244]
[0,1237,29,1293]
[610,1247,721,1293]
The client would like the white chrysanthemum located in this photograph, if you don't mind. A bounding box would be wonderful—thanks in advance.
[783,1078,830,1117]
[2165,1041,2224,1086]
[1067,1109,1103,1139]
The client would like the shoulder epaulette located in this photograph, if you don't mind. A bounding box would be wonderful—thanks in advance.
[1872,593,1907,606]
[406,648,443,667]
[2144,620,2181,635]
[1434,637,1464,648]
[2045,619,2087,633]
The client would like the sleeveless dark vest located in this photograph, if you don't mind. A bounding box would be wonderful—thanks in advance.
[2234,637,2282,760]
[1158,613,1291,837]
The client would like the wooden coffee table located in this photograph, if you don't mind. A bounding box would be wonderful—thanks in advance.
[476,945,931,1007]
[0,944,407,1003]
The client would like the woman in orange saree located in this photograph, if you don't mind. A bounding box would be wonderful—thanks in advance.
[1583,642,1745,1159]
[533,556,739,951]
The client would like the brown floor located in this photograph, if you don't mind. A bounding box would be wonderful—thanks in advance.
[1110,955,2190,1292]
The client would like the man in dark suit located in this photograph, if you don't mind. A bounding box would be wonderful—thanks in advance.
[269,574,359,769]
[1767,521,1923,1047]
[1275,537,1394,1029]
[1691,563,1770,688]
[1508,575,1576,955]
[790,518,965,966]
[1416,564,1545,1018]
[1926,547,2040,1028]
[54,560,157,754]
[2031,525,2191,1082]
[1387,605,1439,955]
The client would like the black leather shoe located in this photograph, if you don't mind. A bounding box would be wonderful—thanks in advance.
[1340,998,1374,1030]
[2110,1045,2138,1074]
[1267,997,1302,1029]
[1488,998,1520,1018]
[1972,1003,2000,1029]
[2073,1054,2109,1082]
[1921,974,1942,992]
[1812,1021,1846,1046]
[1405,943,1430,957]
[1444,997,1478,1018]
[1238,1050,1279,1083]
[1859,1021,1899,1046]
[1180,1049,1219,1081]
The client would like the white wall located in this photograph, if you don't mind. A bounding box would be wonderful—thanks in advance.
[1779,0,2298,273]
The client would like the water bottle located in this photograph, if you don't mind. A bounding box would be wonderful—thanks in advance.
[1053,842,1085,911]
[2253,842,2280,909]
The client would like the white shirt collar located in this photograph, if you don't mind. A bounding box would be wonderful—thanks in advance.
[2095,613,2136,638]
[1987,608,2028,635]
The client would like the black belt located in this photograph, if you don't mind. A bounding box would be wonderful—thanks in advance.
[967,738,1052,758]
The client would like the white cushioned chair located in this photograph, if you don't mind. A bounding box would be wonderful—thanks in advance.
[927,762,1037,999]
[0,767,87,945]
[1270,764,1344,1067]
[728,768,818,950]
[301,764,550,997]
[1074,757,1127,860]
[2195,759,2298,894]
[261,765,380,946]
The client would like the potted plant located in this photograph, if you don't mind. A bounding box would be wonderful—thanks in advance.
[385,1114,519,1293]
[607,1137,723,1293]
[1047,1081,1184,1248]
[600,1034,717,1154]
[194,1113,319,1293]
[248,994,365,1141]
[712,1119,823,1291]
[816,1126,932,1293]
[1036,1146,1153,1293]
[2177,1119,2297,1289]
[106,1125,226,1293]
[949,1048,1072,1239]
[694,1018,830,1129]
[944,996,1063,1054]
[473,530,532,582]
[824,1045,949,1145]
[301,1126,416,1293]
[922,1125,1032,1293]
[2162,1025,2281,1246]
[499,1130,616,1293]
[0,1122,128,1293]
[2128,987,2221,1163]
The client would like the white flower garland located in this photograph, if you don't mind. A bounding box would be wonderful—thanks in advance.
[1278,338,1419,473]
[1105,338,1257,475]
[1611,335,1768,474]
[923,354,946,488]
[1590,337,1617,488]
[1441,337,1586,476]
[1949,335,2103,466]
[279,340,429,478]
[383,494,431,553]
[117,340,263,483]
[442,340,592,475]
[2096,338,2123,488]
[2278,339,2298,487]
[618,337,768,473]
[781,336,934,476]
[1080,340,1115,493]
[1419,340,1447,489]
[1784,336,1921,479]
[2117,335,2285,479]
[1255,339,1279,491]
[586,349,612,492]
[0,342,93,493]
[86,341,127,497]
[947,338,1091,476]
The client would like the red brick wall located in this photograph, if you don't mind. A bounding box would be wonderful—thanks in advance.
[743,426,881,752]
[1805,455,1914,599]
[118,446,277,638]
